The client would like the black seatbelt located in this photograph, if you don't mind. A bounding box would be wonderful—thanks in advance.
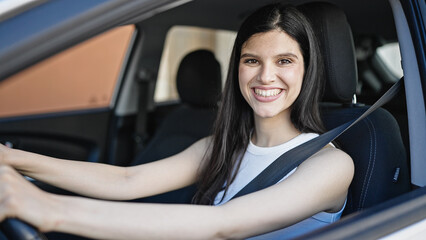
[231,78,403,200]
[134,68,155,153]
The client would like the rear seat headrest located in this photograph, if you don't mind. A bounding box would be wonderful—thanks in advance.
[300,2,358,103]
[176,49,222,108]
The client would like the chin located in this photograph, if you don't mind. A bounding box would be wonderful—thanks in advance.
[255,111,279,119]
[253,107,290,120]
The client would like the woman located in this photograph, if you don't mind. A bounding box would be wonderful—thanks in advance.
[0,4,353,239]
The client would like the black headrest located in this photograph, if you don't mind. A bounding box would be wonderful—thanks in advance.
[176,49,222,107]
[300,2,358,103]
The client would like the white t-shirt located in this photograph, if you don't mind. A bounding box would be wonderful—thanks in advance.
[214,133,345,239]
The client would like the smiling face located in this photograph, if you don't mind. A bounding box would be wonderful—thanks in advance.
[238,30,305,120]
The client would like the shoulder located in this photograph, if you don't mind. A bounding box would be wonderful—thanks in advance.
[190,136,212,152]
[295,147,354,200]
[285,147,353,212]
[298,147,354,180]
[179,136,213,165]
[178,136,212,158]
[309,147,353,169]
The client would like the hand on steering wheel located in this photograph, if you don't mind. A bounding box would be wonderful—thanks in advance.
[0,165,49,240]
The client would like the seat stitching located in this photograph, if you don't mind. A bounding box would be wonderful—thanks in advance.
[357,121,370,210]
[358,118,377,210]
[357,119,372,210]
[363,119,378,208]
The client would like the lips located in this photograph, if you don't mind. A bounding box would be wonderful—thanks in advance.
[251,87,284,102]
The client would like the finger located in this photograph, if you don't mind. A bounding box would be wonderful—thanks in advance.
[0,203,7,222]
[0,143,12,166]
[0,191,18,223]
[0,165,18,180]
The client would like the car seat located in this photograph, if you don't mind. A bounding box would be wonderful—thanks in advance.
[132,49,222,203]
[300,2,411,215]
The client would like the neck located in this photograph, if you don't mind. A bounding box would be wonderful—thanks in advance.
[252,111,301,147]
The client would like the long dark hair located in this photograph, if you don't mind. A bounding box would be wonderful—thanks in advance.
[193,4,326,205]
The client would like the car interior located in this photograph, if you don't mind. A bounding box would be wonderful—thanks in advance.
[124,0,412,208]
[131,49,222,204]
[0,0,424,239]
[131,1,412,215]
[303,2,410,215]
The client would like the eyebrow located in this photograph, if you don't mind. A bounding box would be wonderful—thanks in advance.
[240,53,299,59]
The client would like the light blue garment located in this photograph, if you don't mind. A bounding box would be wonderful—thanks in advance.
[247,201,345,240]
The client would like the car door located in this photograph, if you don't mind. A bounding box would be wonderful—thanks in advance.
[0,25,135,164]
[0,0,189,165]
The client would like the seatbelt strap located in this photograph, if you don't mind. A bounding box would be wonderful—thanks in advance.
[134,68,155,152]
[231,78,403,200]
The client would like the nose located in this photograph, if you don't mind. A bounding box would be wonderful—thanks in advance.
[258,63,277,83]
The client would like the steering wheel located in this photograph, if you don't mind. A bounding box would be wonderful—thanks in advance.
[0,219,47,240]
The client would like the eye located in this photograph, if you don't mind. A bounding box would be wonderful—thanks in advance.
[243,58,259,64]
[278,58,292,65]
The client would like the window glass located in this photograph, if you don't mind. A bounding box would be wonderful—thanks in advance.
[0,25,135,118]
[155,26,236,102]
[376,42,403,78]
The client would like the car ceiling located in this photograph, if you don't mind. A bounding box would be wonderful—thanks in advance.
[0,0,397,82]
[139,0,397,41]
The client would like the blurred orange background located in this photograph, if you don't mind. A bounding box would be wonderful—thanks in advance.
[0,25,135,118]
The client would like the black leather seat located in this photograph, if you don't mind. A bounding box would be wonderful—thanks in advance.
[132,49,222,203]
[300,2,411,215]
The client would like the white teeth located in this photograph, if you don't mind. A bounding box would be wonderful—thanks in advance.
[254,88,282,97]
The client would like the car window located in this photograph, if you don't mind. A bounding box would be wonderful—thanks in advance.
[0,25,135,118]
[376,42,403,79]
[154,25,236,102]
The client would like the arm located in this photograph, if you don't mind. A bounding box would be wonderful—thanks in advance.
[0,138,209,200]
[0,147,353,240]
[218,147,354,238]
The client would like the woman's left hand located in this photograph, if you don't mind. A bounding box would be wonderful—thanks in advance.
[0,165,57,232]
